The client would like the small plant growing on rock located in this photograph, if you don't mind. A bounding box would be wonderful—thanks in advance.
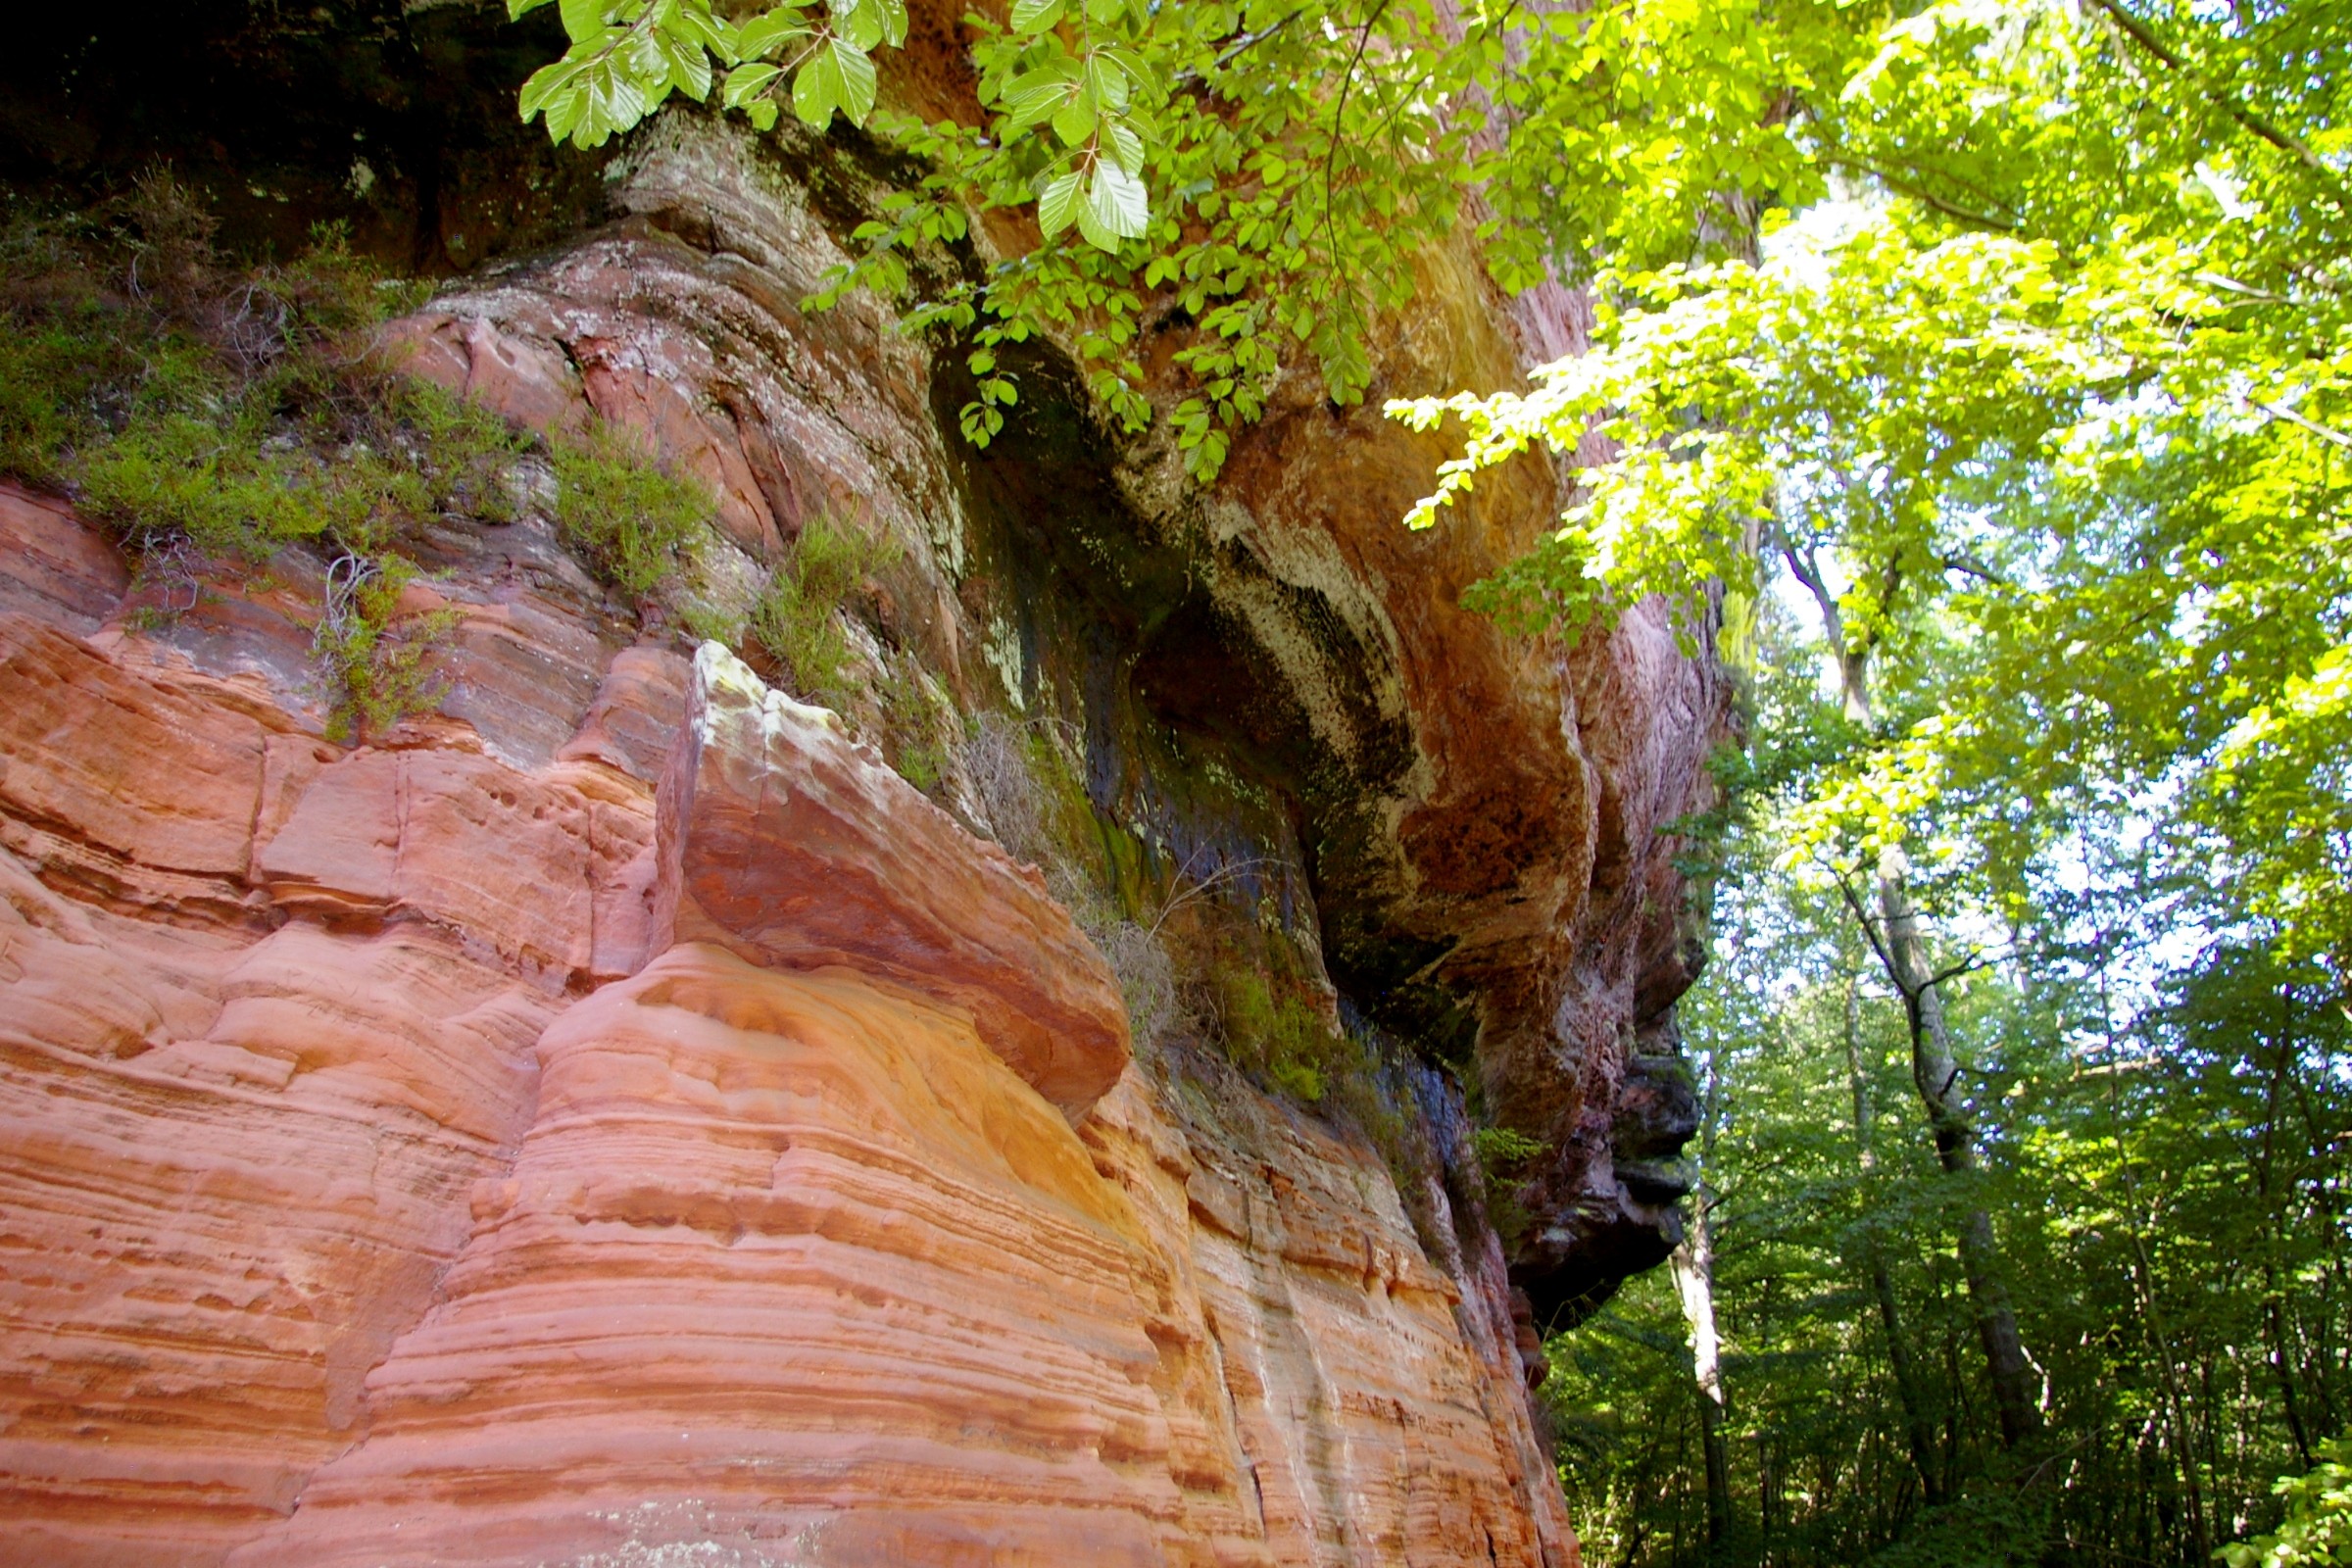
[1209,959,1352,1104]
[311,552,462,744]
[877,658,953,791]
[1468,1125,1544,1250]
[398,379,526,523]
[747,514,899,712]
[958,710,1068,866]
[550,419,713,598]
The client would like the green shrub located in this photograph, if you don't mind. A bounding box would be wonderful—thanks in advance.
[76,412,332,559]
[0,315,134,482]
[747,514,898,710]
[550,420,713,597]
[2221,1445,2352,1568]
[311,552,461,744]
[878,658,952,790]
[397,379,525,523]
[1216,964,1351,1104]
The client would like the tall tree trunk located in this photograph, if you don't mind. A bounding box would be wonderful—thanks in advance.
[1877,866,2041,1452]
[1783,540,2039,1453]
[1672,1211,1735,1551]
[1671,1048,1736,1550]
[2258,986,2318,1466]
[1842,968,1945,1505]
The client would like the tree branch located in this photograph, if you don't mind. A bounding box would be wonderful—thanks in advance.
[2082,0,2352,208]
[2248,396,2352,451]
[1834,865,1907,996]
[1823,152,2020,233]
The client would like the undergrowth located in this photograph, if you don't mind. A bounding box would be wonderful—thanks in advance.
[312,553,463,744]
[550,420,712,598]
[748,514,899,712]
[0,174,715,742]
[876,659,954,791]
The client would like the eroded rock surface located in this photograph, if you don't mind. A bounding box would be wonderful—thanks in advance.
[0,497,1579,1565]
[384,110,1724,1322]
[656,643,1130,1118]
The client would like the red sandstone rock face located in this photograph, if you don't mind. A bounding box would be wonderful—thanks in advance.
[0,496,1575,1564]
[385,107,1725,1323]
[0,30,1715,1554]
[657,642,1130,1118]
[223,945,1567,1568]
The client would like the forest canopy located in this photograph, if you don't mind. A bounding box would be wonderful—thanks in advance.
[518,0,2350,1561]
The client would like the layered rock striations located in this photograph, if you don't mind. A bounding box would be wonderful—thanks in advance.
[389,110,1723,1327]
[0,7,1724,1561]
[0,519,1579,1562]
[233,647,1564,1564]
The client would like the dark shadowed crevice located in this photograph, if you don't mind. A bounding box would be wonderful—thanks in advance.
[0,0,612,274]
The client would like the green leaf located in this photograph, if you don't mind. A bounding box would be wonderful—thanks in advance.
[662,0,731,60]
[1083,53,1128,112]
[665,35,713,100]
[559,0,608,44]
[1005,83,1071,136]
[1102,119,1145,175]
[792,50,839,126]
[519,56,587,121]
[1099,45,1154,95]
[734,4,811,59]
[1010,0,1064,33]
[543,87,586,142]
[1085,160,1150,245]
[1052,98,1097,147]
[1037,170,1085,238]
[721,61,781,107]
[509,0,557,18]
[827,37,878,124]
[839,0,885,52]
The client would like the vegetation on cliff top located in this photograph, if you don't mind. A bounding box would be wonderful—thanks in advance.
[0,175,717,740]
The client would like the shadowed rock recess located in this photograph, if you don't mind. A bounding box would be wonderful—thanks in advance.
[0,4,1725,1564]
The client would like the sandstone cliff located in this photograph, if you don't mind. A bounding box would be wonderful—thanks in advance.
[0,5,1724,1562]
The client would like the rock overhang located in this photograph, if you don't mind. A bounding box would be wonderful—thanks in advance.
[655,640,1133,1120]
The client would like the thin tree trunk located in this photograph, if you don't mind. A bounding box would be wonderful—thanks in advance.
[1877,867,2041,1452]
[1670,1048,1736,1551]
[1672,1215,1735,1550]
[2126,1220,2212,1559]
[1842,967,1946,1505]
[2258,1006,2318,1467]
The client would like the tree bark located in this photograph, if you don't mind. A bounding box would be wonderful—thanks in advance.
[1672,1207,1735,1549]
[1877,865,2041,1452]
[1842,968,1945,1505]
[1782,538,2040,1454]
[1671,1049,1736,1550]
